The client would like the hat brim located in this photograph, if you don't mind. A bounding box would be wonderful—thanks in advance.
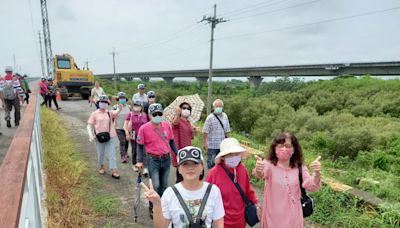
[215,146,246,164]
[96,100,111,105]
[178,158,202,166]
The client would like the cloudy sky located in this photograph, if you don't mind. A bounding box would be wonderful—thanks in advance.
[0,0,399,76]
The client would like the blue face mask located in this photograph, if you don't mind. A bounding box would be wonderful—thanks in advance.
[119,99,126,105]
[214,107,223,114]
[152,116,163,124]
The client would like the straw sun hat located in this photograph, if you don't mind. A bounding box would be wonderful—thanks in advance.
[215,138,246,164]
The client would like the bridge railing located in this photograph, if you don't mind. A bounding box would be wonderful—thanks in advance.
[0,85,46,228]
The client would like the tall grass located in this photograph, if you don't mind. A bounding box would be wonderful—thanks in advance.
[41,108,93,227]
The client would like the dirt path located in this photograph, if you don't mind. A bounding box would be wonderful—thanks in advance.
[57,98,320,228]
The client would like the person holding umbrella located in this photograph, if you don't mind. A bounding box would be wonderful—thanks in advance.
[141,146,225,228]
[172,102,195,182]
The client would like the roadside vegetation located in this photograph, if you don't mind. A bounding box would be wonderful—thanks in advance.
[41,108,121,227]
[99,76,400,227]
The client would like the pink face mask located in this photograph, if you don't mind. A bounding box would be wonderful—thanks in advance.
[275,148,293,161]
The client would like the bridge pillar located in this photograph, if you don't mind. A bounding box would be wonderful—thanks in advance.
[196,77,208,83]
[248,76,263,87]
[140,76,150,82]
[163,77,174,85]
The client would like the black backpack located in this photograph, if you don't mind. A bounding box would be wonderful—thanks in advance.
[171,183,213,228]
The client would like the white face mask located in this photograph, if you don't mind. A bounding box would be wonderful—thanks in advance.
[224,155,241,168]
[181,109,191,117]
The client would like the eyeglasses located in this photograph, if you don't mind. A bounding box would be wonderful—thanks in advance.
[148,96,155,98]
[276,144,293,149]
[152,112,163,117]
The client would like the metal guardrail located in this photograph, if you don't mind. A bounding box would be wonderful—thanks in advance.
[0,86,46,227]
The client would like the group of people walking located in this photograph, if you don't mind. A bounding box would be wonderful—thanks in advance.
[39,77,61,110]
[0,66,30,135]
[85,81,323,227]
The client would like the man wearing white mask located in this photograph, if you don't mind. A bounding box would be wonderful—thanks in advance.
[206,138,259,228]
[135,103,178,219]
[203,99,231,169]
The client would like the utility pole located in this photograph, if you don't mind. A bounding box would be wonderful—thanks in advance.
[40,0,53,78]
[85,59,89,70]
[13,55,16,72]
[200,4,228,115]
[38,31,46,77]
[110,47,118,91]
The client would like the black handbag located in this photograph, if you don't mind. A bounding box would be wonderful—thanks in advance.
[94,112,111,143]
[298,164,315,217]
[221,165,259,227]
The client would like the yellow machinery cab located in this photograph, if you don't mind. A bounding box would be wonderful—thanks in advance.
[53,54,94,100]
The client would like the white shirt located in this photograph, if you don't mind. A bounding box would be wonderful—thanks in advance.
[91,87,105,102]
[161,182,225,228]
[132,92,148,103]
[114,105,130,129]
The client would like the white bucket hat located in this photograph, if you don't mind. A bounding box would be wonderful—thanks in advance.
[215,138,246,164]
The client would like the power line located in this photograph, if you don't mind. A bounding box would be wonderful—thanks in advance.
[219,0,291,18]
[217,6,400,41]
[230,0,323,21]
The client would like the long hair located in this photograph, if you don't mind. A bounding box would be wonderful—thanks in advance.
[267,132,304,168]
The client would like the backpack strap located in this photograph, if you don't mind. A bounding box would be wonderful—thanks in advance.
[171,186,194,223]
[171,183,213,225]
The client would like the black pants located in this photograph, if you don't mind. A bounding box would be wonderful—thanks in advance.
[24,92,30,104]
[4,98,20,124]
[48,95,59,109]
[41,94,49,107]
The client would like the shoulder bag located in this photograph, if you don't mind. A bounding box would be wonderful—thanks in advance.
[94,112,111,143]
[298,164,315,217]
[212,113,228,138]
[221,165,259,227]
[171,183,213,228]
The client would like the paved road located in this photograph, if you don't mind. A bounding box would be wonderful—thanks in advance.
[0,81,37,165]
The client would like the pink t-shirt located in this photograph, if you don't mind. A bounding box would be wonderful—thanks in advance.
[88,110,117,137]
[136,121,174,155]
[259,161,321,228]
[126,111,148,139]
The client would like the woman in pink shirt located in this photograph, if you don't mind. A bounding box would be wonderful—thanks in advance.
[123,99,148,172]
[253,132,322,228]
[87,95,120,179]
[172,102,195,182]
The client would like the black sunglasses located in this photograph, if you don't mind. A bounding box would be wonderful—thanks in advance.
[148,96,155,98]
[152,112,163,117]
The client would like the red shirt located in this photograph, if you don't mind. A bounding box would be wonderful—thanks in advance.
[39,81,48,95]
[4,73,13,80]
[171,118,194,166]
[206,162,258,228]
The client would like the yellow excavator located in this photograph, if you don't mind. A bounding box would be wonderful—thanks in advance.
[53,54,94,100]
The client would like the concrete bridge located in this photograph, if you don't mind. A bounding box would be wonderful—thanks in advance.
[95,61,400,86]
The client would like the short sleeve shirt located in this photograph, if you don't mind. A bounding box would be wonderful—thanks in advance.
[91,87,105,102]
[202,113,231,149]
[114,105,130,129]
[136,121,174,155]
[161,182,225,228]
[87,110,117,137]
[132,93,148,103]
